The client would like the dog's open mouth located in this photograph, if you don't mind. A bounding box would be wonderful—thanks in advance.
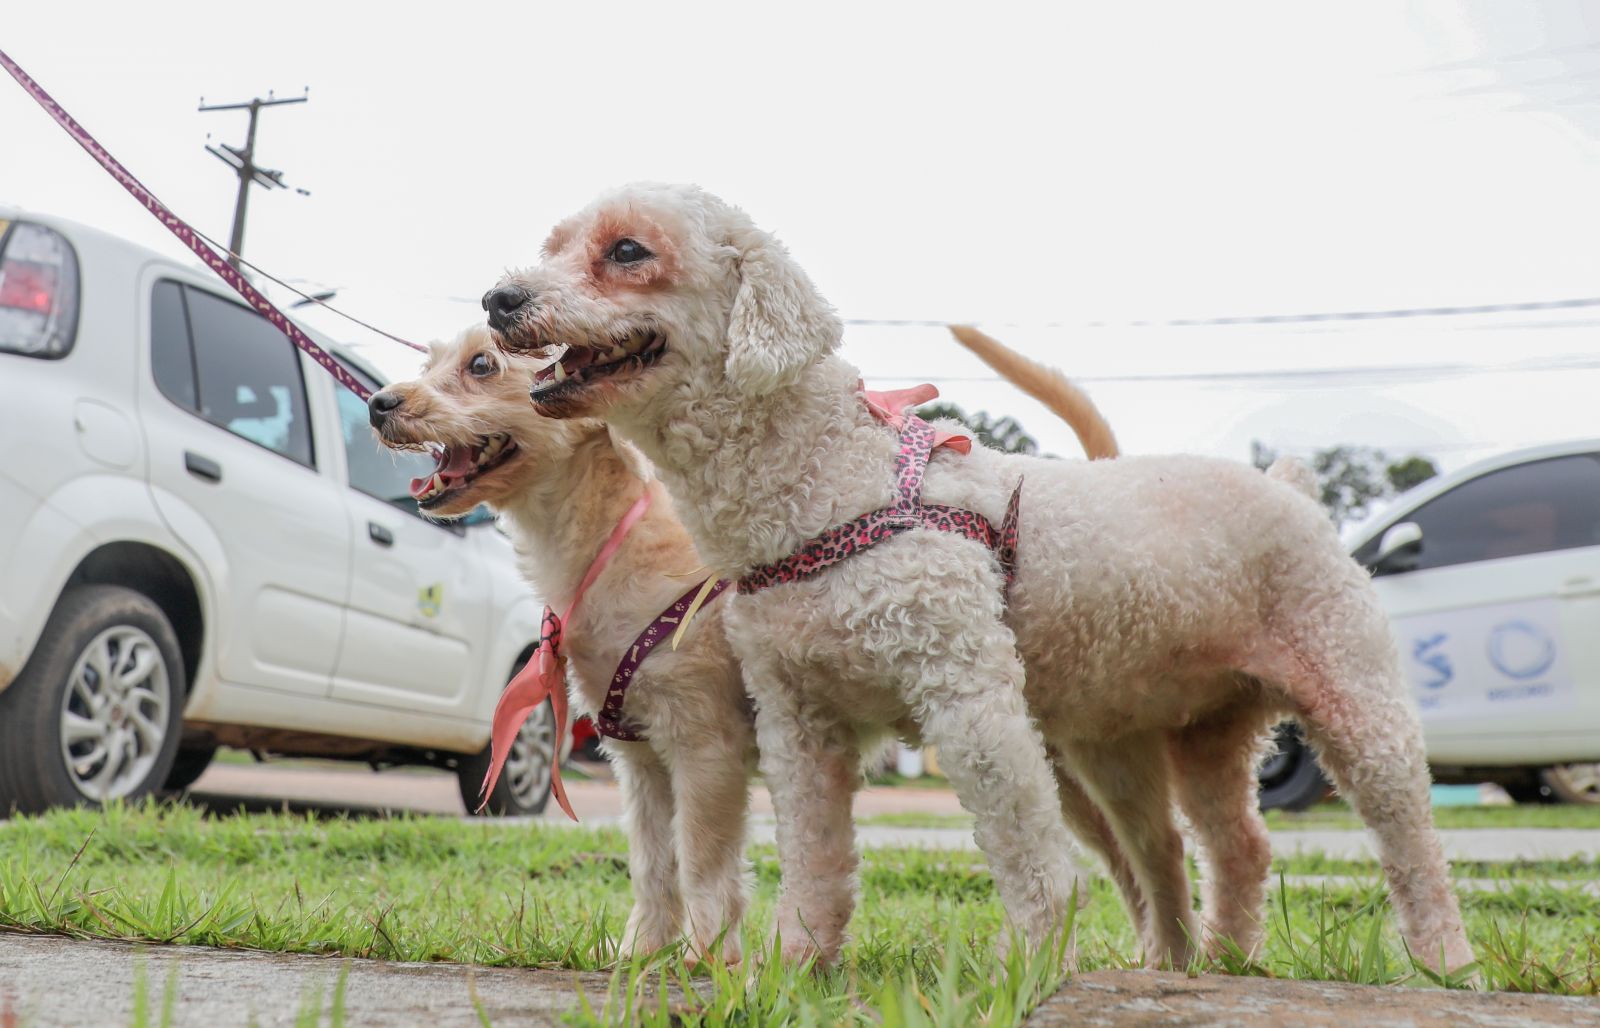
[409,433,518,509]
[529,329,667,401]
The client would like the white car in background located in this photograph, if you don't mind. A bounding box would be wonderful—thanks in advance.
[1261,441,1600,808]
[0,207,559,816]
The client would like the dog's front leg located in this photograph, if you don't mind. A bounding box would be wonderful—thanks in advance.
[610,740,685,955]
[750,669,861,970]
[913,622,1090,960]
[669,724,753,966]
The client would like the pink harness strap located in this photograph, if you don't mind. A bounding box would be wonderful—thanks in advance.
[479,491,653,820]
[738,386,1022,595]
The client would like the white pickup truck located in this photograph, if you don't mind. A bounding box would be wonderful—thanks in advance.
[0,207,559,816]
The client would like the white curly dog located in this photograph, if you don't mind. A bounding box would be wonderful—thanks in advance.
[484,183,1474,975]
[368,323,1122,964]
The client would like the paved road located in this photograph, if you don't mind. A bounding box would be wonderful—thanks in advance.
[183,763,1600,862]
[7,932,1600,1028]
[184,761,964,822]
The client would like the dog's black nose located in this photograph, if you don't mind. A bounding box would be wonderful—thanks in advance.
[368,389,403,429]
[483,284,534,331]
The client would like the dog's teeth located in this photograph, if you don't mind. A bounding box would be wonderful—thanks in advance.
[553,362,568,382]
[608,344,626,360]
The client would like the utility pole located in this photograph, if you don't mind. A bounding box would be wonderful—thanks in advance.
[199,89,309,271]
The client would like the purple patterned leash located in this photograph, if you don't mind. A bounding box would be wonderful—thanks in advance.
[0,49,418,400]
[596,577,731,741]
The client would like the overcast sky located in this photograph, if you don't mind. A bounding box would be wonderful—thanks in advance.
[8,2,1600,473]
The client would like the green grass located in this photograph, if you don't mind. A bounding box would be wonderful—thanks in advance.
[1,802,1598,1025]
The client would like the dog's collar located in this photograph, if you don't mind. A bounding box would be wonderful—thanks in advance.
[596,576,733,741]
[477,490,653,820]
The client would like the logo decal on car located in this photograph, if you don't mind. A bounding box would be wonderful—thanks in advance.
[418,584,443,618]
[1413,633,1453,689]
[1487,620,1556,681]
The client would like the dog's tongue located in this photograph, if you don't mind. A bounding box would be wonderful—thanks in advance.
[409,445,476,497]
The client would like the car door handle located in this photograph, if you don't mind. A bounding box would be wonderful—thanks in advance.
[368,522,395,547]
[1559,576,1600,598]
[183,451,222,483]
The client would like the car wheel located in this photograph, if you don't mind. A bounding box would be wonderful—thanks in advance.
[1501,774,1556,805]
[0,586,185,815]
[458,697,556,817]
[162,744,219,792]
[1257,721,1331,812]
[1540,763,1600,805]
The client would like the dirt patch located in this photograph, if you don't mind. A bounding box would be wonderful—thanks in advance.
[1028,970,1600,1027]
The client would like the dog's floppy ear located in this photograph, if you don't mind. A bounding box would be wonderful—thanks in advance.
[723,228,842,396]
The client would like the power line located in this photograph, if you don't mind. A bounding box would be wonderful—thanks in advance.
[843,294,1600,331]
[863,355,1600,386]
[199,89,309,272]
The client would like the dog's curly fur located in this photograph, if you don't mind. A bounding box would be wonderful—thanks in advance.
[370,320,1127,963]
[369,330,753,961]
[486,183,1473,974]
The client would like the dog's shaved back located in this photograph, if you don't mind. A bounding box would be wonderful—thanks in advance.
[948,325,1119,460]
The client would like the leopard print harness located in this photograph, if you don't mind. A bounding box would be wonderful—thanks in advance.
[737,411,1022,595]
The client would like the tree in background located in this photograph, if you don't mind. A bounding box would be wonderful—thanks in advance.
[918,402,1042,456]
[1251,441,1439,525]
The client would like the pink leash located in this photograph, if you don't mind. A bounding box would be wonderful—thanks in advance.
[0,48,425,405]
[479,490,654,820]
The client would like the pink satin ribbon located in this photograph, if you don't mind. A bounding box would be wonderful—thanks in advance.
[479,490,654,819]
[860,383,972,454]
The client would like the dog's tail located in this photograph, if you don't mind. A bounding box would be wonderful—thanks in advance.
[948,325,1119,460]
[1266,456,1318,499]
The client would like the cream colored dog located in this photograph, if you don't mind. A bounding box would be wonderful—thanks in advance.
[482,182,1475,975]
[367,322,1124,963]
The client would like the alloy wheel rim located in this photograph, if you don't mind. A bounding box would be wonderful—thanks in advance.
[58,625,171,801]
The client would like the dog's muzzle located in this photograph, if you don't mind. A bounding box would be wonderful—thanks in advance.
[483,285,536,333]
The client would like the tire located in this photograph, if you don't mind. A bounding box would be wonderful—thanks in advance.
[1257,721,1331,812]
[458,693,557,817]
[162,744,218,792]
[0,585,186,815]
[1501,774,1557,805]
[1540,763,1600,805]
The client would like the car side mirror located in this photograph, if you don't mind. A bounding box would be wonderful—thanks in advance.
[1373,521,1423,574]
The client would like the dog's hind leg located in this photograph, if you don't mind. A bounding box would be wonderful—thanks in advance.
[1168,699,1277,960]
[1058,731,1198,969]
[670,726,752,965]
[1245,584,1474,974]
[1049,753,1150,956]
[610,741,685,956]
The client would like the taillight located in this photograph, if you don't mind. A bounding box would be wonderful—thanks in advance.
[0,260,58,314]
[0,220,80,359]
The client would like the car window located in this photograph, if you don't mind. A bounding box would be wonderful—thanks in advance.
[150,280,197,410]
[1380,455,1600,572]
[335,373,433,518]
[166,286,315,467]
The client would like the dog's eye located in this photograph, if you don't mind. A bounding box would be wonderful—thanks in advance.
[607,238,653,265]
[468,353,495,377]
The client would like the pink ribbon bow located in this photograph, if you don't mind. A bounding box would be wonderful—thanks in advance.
[479,490,654,820]
[860,382,972,454]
